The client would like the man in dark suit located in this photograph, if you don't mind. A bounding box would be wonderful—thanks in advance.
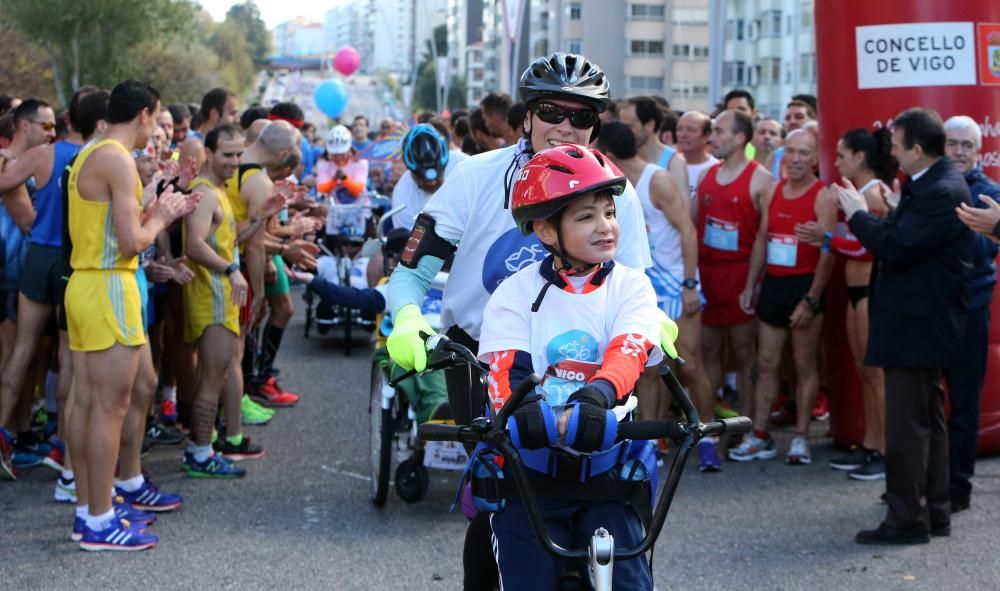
[834,108,975,545]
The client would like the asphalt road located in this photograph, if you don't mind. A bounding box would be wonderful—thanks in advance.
[2,288,998,590]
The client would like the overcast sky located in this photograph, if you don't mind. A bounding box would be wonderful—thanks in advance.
[197,0,336,30]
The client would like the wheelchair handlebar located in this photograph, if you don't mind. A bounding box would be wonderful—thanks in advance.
[388,332,485,387]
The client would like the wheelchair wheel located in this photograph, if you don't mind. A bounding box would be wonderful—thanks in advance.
[395,453,429,503]
[369,361,393,507]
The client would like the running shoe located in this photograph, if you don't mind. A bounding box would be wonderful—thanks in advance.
[697,439,722,472]
[71,515,145,543]
[728,435,778,462]
[79,517,158,552]
[181,451,246,479]
[241,395,275,426]
[113,495,157,525]
[11,448,44,469]
[214,435,265,461]
[848,449,886,481]
[42,447,65,472]
[0,428,17,480]
[115,479,184,512]
[786,436,812,465]
[160,399,178,424]
[55,475,77,504]
[145,421,185,446]
[812,389,830,421]
[248,377,299,408]
[829,446,867,471]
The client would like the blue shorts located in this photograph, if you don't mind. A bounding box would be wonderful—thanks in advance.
[136,267,150,333]
[645,266,705,320]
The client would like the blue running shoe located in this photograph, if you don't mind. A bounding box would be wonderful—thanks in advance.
[181,451,246,479]
[71,517,85,542]
[79,517,158,552]
[11,448,43,469]
[698,439,722,473]
[113,495,156,525]
[115,479,183,512]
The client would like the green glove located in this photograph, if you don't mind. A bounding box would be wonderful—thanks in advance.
[386,304,435,372]
[656,308,679,360]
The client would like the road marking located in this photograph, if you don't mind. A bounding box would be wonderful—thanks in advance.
[320,463,371,482]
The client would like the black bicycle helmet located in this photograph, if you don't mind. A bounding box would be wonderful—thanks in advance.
[519,52,611,113]
[402,124,449,182]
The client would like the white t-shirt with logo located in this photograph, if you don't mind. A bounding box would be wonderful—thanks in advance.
[421,143,653,341]
[390,151,466,231]
[686,156,719,202]
[478,261,663,413]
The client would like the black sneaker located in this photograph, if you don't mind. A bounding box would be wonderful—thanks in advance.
[829,446,867,471]
[213,436,265,461]
[145,421,185,446]
[848,450,886,481]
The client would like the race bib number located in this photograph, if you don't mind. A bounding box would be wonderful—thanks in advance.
[704,216,739,251]
[767,233,798,267]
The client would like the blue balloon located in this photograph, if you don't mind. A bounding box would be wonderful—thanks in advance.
[314,80,349,118]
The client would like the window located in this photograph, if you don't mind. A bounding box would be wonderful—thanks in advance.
[723,61,746,86]
[472,88,483,101]
[760,10,782,37]
[693,45,709,59]
[631,76,665,92]
[726,18,744,41]
[800,53,816,82]
[473,69,484,82]
[630,39,664,56]
[631,4,666,21]
[762,57,781,84]
[801,2,813,29]
[570,2,582,20]
[672,44,690,58]
[568,39,582,54]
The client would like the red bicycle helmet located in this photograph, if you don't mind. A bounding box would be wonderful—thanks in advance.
[512,144,626,236]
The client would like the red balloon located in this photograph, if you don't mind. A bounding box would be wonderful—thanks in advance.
[333,47,360,76]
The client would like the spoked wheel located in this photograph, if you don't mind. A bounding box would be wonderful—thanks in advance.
[395,451,430,503]
[369,361,393,507]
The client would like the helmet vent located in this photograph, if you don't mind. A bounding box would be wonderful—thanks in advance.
[565,148,583,159]
[593,152,606,167]
[546,164,574,175]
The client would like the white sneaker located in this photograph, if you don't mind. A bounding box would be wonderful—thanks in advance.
[728,435,777,462]
[54,476,77,503]
[786,436,812,465]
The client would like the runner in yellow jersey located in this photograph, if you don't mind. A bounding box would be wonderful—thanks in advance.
[66,80,198,551]
[179,124,257,477]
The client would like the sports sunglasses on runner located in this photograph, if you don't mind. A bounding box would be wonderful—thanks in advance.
[531,102,599,130]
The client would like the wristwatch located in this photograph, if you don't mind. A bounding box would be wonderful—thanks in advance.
[224,263,240,276]
[803,294,821,314]
[682,278,699,290]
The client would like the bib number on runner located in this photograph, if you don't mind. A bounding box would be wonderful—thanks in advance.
[704,216,739,251]
[767,233,798,267]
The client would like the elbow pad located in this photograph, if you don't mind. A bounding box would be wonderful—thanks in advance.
[400,214,457,269]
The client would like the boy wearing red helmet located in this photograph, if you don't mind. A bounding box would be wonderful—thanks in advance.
[477,144,662,590]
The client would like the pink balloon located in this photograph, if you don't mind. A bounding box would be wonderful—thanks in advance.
[333,47,360,76]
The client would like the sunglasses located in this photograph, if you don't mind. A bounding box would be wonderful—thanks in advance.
[31,120,57,132]
[532,102,599,129]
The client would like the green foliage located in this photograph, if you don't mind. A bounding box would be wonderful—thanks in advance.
[412,25,467,111]
[1,0,266,106]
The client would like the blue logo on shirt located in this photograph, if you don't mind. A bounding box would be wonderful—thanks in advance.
[481,227,547,294]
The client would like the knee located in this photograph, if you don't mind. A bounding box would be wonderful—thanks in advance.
[756,349,781,377]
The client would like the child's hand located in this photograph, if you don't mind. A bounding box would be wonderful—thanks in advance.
[556,407,573,441]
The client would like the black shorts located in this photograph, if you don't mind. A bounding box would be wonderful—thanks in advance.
[756,273,822,328]
[19,244,71,306]
[0,288,17,323]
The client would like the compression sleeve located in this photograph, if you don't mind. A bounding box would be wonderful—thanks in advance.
[308,277,387,316]
[591,333,655,403]
[486,349,534,414]
[386,253,448,316]
[340,176,365,197]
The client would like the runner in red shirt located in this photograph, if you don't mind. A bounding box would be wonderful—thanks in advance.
[730,128,836,465]
[695,110,774,423]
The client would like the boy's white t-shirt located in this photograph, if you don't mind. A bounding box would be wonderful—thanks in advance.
[389,152,466,231]
[477,261,663,415]
[421,143,653,341]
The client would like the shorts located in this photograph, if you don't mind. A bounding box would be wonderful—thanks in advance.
[0,289,17,323]
[66,270,147,352]
[264,255,290,297]
[183,265,240,344]
[20,244,71,306]
[645,265,704,321]
[700,260,754,327]
[136,267,150,333]
[756,273,822,328]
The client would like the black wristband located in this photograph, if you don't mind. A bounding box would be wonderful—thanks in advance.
[803,294,821,314]
[224,263,240,276]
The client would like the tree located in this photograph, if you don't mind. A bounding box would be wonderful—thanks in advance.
[2,0,198,105]
[412,24,451,111]
[0,25,55,102]
[225,1,271,68]
[132,40,223,104]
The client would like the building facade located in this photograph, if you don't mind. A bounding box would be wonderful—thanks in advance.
[714,0,817,118]
[273,17,324,58]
